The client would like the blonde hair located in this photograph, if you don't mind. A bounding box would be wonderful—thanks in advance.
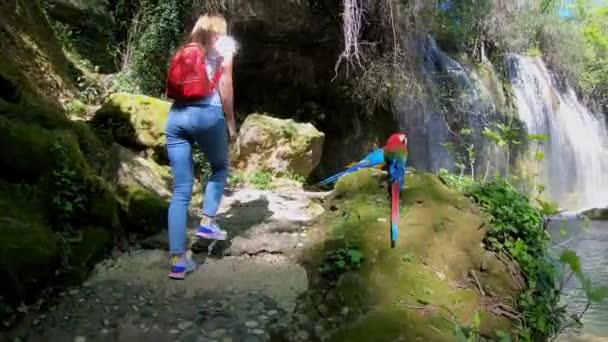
[187,13,227,50]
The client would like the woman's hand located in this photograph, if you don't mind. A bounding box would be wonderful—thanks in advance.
[228,125,237,142]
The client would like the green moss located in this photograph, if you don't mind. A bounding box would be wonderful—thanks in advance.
[0,98,108,172]
[118,186,168,235]
[316,169,517,340]
[0,182,59,306]
[0,0,77,107]
[86,176,120,229]
[91,93,171,157]
[64,227,112,282]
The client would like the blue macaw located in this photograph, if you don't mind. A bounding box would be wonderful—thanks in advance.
[317,147,385,186]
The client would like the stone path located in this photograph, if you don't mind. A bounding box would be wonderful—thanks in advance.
[7,188,331,342]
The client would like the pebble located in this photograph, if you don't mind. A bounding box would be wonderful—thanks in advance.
[297,330,310,340]
[101,329,108,334]
[178,321,194,330]
[267,310,278,316]
[259,315,268,321]
[74,337,86,342]
[169,329,180,334]
[314,325,324,335]
[102,319,109,326]
[252,329,265,335]
[222,337,233,342]
[209,329,227,338]
[245,320,258,328]
[69,289,79,296]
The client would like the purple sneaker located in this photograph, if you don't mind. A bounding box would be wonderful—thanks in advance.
[196,221,228,240]
[169,255,197,280]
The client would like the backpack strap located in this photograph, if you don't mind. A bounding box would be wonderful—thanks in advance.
[208,57,224,90]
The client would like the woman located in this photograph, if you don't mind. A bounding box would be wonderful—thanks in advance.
[164,13,238,280]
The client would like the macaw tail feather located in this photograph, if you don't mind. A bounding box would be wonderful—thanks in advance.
[317,161,374,186]
[390,181,400,248]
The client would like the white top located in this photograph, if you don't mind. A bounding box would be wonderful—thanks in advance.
[201,35,238,107]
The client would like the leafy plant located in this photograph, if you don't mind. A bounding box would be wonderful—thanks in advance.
[192,145,212,182]
[458,176,607,340]
[319,247,364,282]
[283,170,306,184]
[50,141,87,232]
[227,170,245,188]
[249,170,274,190]
[109,0,192,96]
[453,310,481,342]
[482,123,521,177]
[65,99,87,118]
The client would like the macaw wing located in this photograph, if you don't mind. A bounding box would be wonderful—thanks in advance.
[317,148,385,186]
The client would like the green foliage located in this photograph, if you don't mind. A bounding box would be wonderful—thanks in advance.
[227,170,245,188]
[465,179,559,340]
[437,173,607,340]
[49,140,88,232]
[437,168,477,192]
[453,311,481,342]
[318,247,364,282]
[283,170,307,184]
[65,99,87,117]
[436,0,493,54]
[192,145,212,182]
[112,0,192,96]
[249,170,274,190]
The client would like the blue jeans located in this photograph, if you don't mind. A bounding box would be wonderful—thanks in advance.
[165,104,228,255]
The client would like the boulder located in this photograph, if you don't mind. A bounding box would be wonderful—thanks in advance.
[231,113,325,178]
[103,143,172,199]
[581,207,608,220]
[91,93,171,163]
[102,143,172,235]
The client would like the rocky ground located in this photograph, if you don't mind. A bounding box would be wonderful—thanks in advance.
[6,188,331,342]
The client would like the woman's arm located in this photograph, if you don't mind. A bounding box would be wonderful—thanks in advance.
[218,59,236,139]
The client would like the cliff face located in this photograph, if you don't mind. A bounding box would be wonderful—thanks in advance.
[0,0,77,107]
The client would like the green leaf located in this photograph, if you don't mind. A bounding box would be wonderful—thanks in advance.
[559,248,581,273]
[348,249,363,264]
[534,151,545,161]
[528,134,549,142]
[589,286,608,303]
[471,311,481,329]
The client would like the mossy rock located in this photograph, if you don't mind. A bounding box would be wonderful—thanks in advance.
[117,186,169,235]
[581,207,608,220]
[313,169,517,341]
[231,113,325,178]
[0,98,108,172]
[91,93,171,162]
[103,143,172,199]
[0,0,77,107]
[0,98,120,231]
[63,227,112,282]
[0,181,60,307]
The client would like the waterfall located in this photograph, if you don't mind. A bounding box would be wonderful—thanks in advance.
[505,54,608,211]
[394,35,506,176]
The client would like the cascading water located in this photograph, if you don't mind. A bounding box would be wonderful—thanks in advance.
[395,35,506,175]
[505,54,608,211]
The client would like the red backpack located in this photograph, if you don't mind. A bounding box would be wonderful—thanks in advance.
[165,43,222,103]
